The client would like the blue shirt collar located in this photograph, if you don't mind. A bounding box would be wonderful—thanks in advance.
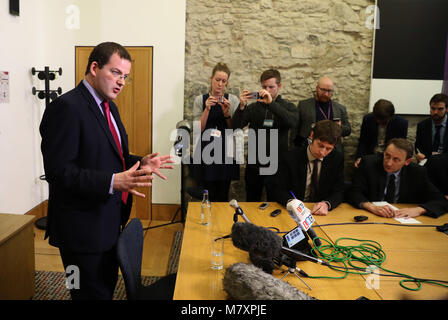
[82,79,104,107]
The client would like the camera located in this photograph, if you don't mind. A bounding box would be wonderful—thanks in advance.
[249,92,260,100]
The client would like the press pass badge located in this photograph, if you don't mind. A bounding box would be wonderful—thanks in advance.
[211,129,221,138]
[263,119,274,128]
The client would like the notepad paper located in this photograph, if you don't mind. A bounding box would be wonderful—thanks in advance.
[371,201,421,224]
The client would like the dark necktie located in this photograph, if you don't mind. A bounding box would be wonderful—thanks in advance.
[432,125,442,152]
[309,159,320,202]
[102,100,128,204]
[384,174,395,203]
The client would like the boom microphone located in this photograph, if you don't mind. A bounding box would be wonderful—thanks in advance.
[286,199,322,246]
[229,199,252,223]
[231,222,281,273]
[223,263,317,300]
[231,222,329,273]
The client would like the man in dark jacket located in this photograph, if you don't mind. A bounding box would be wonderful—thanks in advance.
[354,99,408,168]
[274,120,345,216]
[348,138,447,218]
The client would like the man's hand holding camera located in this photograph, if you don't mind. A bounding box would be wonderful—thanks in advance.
[238,89,273,110]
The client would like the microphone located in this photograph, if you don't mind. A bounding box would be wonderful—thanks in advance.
[281,247,330,266]
[286,199,322,247]
[223,263,316,300]
[231,222,328,273]
[229,199,251,223]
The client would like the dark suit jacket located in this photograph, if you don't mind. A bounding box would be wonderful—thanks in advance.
[347,154,448,218]
[40,82,140,253]
[426,153,448,196]
[274,146,345,209]
[356,114,408,159]
[293,97,351,153]
[415,117,448,157]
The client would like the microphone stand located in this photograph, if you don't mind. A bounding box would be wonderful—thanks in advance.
[277,256,312,290]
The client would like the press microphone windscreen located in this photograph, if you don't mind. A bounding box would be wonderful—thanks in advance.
[231,222,283,273]
[223,263,316,300]
[231,222,282,254]
[229,199,238,209]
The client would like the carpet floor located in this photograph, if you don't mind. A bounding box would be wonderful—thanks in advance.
[32,230,183,300]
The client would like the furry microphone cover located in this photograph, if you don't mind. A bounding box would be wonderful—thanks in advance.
[223,263,316,300]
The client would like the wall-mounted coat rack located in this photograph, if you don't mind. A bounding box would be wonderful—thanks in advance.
[31,66,62,107]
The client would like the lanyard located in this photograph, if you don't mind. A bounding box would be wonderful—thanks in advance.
[317,101,332,120]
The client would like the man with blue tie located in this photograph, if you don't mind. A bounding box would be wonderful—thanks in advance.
[40,42,173,299]
[348,138,448,218]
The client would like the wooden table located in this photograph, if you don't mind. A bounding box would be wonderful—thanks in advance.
[315,203,448,300]
[0,213,36,299]
[174,202,448,300]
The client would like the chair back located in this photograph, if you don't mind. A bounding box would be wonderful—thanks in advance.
[117,218,144,300]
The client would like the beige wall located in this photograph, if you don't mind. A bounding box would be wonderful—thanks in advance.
[0,0,186,213]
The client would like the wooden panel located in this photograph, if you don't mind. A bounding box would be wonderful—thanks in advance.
[25,200,48,219]
[151,204,181,221]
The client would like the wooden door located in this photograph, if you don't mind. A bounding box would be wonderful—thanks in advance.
[75,46,153,220]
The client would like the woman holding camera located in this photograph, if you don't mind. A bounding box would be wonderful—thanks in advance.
[192,62,240,201]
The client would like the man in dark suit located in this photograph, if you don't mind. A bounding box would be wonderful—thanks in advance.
[293,76,351,153]
[40,42,173,299]
[355,99,408,168]
[415,93,448,163]
[348,138,447,218]
[275,120,345,216]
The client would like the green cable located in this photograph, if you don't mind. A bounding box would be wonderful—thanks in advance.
[305,236,448,291]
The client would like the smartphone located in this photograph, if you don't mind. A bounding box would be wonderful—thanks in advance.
[270,209,282,217]
[249,92,260,100]
[258,202,269,210]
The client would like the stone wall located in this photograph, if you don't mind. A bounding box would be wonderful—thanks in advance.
[183,0,426,201]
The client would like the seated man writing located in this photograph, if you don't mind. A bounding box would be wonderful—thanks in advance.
[274,120,345,216]
[348,138,448,218]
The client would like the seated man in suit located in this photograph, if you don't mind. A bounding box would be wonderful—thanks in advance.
[348,138,448,218]
[275,120,345,216]
[292,76,351,153]
[354,99,408,168]
[415,93,448,163]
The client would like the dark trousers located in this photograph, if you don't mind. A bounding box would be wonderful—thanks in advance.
[59,246,119,300]
[202,180,231,202]
[245,165,275,202]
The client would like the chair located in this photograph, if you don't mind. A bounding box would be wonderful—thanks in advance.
[116,218,177,300]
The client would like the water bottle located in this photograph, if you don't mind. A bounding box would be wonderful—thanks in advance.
[200,190,211,226]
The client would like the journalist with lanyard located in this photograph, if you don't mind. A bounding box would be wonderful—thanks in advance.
[192,63,239,201]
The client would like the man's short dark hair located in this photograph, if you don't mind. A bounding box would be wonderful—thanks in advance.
[373,99,395,121]
[429,93,448,107]
[260,69,281,84]
[311,120,341,146]
[386,138,414,159]
[85,42,132,75]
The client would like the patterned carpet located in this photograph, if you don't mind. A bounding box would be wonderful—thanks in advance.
[32,230,183,300]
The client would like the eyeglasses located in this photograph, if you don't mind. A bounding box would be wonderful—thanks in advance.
[109,68,129,81]
[317,86,334,94]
